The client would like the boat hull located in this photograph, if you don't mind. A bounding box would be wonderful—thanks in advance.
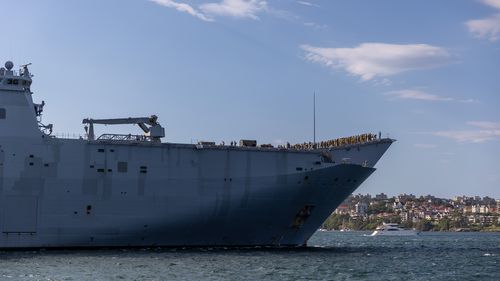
[370,230,419,236]
[0,138,385,248]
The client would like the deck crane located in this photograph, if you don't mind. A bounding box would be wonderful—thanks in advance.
[82,115,165,142]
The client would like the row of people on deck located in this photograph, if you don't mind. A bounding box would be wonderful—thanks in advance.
[214,132,381,149]
[285,133,380,150]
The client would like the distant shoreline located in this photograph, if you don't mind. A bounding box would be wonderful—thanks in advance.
[323,194,499,233]
[319,229,500,233]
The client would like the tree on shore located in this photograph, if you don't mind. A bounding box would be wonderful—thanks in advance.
[437,218,451,231]
[322,214,350,230]
[415,220,433,231]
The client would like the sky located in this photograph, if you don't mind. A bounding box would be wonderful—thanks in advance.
[1,0,499,198]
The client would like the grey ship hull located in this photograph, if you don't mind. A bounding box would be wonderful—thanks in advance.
[0,138,391,248]
[0,60,393,248]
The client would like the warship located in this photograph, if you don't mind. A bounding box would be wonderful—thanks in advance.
[0,61,393,248]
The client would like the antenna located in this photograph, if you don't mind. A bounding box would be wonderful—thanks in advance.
[313,91,316,147]
[9,40,13,62]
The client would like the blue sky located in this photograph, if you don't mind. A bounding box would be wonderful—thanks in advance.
[2,0,499,198]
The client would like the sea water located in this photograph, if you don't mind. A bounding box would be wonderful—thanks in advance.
[0,232,498,281]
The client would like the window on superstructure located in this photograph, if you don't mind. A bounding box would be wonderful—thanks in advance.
[13,80,18,85]
[0,108,5,119]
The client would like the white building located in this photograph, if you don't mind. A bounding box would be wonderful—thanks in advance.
[355,202,368,215]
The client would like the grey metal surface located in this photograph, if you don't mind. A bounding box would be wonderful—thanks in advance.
[0,62,393,248]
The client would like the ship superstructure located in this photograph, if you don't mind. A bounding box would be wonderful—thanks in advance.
[0,61,393,248]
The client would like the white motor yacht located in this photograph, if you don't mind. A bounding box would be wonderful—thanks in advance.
[370,223,419,236]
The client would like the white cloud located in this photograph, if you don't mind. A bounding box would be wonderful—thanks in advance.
[385,89,453,102]
[434,121,500,143]
[458,98,480,103]
[434,130,500,143]
[384,89,477,103]
[466,13,500,41]
[304,22,327,29]
[150,0,269,21]
[301,43,451,81]
[200,0,268,20]
[482,0,500,9]
[297,1,320,8]
[465,0,500,41]
[150,0,214,21]
[466,121,500,129]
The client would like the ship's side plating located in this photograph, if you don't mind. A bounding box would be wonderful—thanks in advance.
[0,62,393,248]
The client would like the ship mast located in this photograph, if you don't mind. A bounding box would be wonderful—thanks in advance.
[313,91,316,148]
